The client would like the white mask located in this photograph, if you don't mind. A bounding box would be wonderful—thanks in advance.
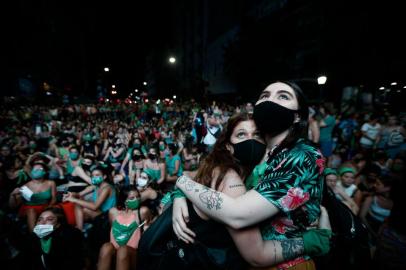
[33,224,54,238]
[137,178,148,188]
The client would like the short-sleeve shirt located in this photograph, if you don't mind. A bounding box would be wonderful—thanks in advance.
[254,139,325,241]
[319,115,336,142]
[165,154,183,177]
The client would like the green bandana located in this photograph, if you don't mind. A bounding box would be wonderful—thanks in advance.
[338,167,356,176]
[112,220,138,246]
[40,237,53,254]
[323,168,337,177]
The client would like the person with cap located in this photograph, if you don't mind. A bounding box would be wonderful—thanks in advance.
[336,166,362,207]
[324,168,359,214]
[9,161,57,232]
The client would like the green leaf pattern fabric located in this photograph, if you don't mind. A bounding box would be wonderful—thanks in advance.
[254,139,325,240]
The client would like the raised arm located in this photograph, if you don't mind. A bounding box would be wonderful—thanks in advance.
[176,174,279,229]
[65,185,110,211]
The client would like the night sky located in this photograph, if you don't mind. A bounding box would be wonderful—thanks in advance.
[1,0,174,96]
[1,0,405,101]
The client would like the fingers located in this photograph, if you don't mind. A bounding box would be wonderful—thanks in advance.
[319,205,331,230]
[173,221,195,243]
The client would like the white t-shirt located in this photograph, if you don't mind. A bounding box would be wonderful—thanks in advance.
[360,123,381,146]
[203,125,220,145]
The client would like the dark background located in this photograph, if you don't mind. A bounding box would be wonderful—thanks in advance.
[0,0,405,107]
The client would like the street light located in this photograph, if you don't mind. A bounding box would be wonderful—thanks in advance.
[135,89,138,93]
[169,57,176,64]
[391,82,397,86]
[317,76,327,85]
[104,67,110,72]
[112,85,116,89]
[173,95,177,99]
[143,82,147,86]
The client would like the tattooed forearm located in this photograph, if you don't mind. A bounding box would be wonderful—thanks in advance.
[199,186,223,210]
[185,180,197,191]
[229,184,244,189]
[280,239,304,261]
[177,175,188,185]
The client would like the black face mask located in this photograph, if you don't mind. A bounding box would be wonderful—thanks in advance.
[133,154,141,161]
[82,164,92,171]
[148,153,156,160]
[253,101,297,135]
[232,139,266,167]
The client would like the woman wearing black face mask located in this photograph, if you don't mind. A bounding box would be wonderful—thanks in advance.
[128,149,145,186]
[143,148,166,185]
[174,82,331,269]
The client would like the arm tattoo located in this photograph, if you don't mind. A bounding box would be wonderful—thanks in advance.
[199,186,223,210]
[229,184,244,189]
[280,239,304,261]
[185,180,197,191]
[177,175,188,185]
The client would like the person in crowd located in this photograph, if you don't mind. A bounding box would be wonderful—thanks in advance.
[202,112,222,152]
[356,163,380,206]
[81,133,99,157]
[336,166,363,207]
[324,168,359,214]
[63,165,116,230]
[308,106,320,144]
[30,207,85,270]
[359,175,394,238]
[98,187,146,270]
[165,143,183,183]
[61,152,93,192]
[174,81,331,269]
[136,170,162,221]
[359,113,382,158]
[182,136,200,172]
[9,161,57,232]
[378,115,406,159]
[128,148,145,186]
[318,103,336,159]
[143,147,166,185]
[104,138,127,171]
[373,168,406,270]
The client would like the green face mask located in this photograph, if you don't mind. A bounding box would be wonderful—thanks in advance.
[31,169,45,179]
[159,145,165,151]
[91,175,103,185]
[125,198,140,210]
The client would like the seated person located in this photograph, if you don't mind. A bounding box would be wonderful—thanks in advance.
[30,207,85,270]
[98,187,147,270]
[63,164,116,230]
[9,161,56,232]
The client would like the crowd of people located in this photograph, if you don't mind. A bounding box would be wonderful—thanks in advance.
[0,82,405,270]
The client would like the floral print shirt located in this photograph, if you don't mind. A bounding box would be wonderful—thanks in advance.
[254,139,325,241]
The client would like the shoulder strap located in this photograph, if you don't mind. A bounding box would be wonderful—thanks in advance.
[137,208,144,234]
